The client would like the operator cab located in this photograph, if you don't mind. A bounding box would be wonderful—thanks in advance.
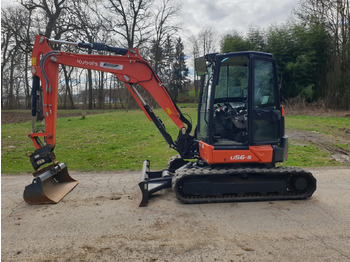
[195,52,283,148]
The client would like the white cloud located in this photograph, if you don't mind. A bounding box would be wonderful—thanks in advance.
[177,0,298,73]
[178,0,297,39]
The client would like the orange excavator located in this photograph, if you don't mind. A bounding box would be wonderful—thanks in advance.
[23,35,316,205]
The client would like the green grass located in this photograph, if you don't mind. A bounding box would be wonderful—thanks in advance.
[336,143,350,150]
[286,115,350,136]
[1,109,109,115]
[281,144,340,167]
[1,106,197,173]
[1,107,349,173]
[286,114,350,159]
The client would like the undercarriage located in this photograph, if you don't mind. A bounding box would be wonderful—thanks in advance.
[139,160,317,206]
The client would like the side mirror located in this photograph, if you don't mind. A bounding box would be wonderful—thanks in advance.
[194,57,207,76]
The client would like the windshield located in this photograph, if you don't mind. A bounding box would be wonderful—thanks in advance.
[215,55,248,101]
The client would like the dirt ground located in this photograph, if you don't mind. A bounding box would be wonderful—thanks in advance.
[2,167,350,262]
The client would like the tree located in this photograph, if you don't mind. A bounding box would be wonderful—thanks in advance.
[266,22,331,101]
[246,27,266,51]
[160,35,175,86]
[18,2,37,108]
[148,0,180,75]
[296,0,350,108]
[198,27,216,55]
[21,0,67,38]
[61,66,75,109]
[103,0,153,48]
[169,37,188,102]
[221,31,251,52]
[220,21,331,103]
[20,0,78,109]
[189,34,200,98]
[188,27,216,100]
[1,6,30,109]
[69,0,107,109]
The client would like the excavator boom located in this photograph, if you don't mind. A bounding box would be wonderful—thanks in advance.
[30,35,193,151]
[25,35,196,204]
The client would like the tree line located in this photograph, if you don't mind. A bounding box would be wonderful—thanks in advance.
[2,0,349,110]
[221,0,350,109]
[1,0,189,110]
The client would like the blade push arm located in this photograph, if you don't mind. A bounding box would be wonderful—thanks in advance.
[30,35,195,161]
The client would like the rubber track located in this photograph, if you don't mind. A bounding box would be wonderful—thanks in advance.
[172,165,317,204]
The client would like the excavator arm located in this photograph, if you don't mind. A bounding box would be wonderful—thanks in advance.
[30,35,195,164]
[24,35,196,205]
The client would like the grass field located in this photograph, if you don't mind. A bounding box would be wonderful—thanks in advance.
[1,106,349,173]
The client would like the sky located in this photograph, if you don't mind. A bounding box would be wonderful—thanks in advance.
[1,0,298,47]
[178,0,299,51]
[1,0,299,67]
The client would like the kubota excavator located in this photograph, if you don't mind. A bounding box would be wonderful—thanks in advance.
[23,35,316,205]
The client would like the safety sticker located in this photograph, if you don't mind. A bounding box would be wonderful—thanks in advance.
[166,108,172,115]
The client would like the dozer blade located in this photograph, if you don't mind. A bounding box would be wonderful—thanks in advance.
[138,160,172,206]
[23,162,78,204]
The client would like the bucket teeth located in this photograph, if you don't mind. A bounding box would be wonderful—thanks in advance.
[23,163,78,204]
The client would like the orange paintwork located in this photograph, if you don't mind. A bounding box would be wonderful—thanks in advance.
[199,141,273,164]
[30,35,186,149]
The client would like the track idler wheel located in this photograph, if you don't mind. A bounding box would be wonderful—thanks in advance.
[288,173,316,196]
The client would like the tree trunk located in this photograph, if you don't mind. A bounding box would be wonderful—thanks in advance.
[8,54,16,109]
[62,66,75,109]
[98,71,104,109]
[88,69,93,110]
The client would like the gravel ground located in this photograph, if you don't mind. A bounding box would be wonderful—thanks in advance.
[2,167,350,262]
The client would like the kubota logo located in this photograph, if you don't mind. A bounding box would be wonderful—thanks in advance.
[230,155,252,160]
[77,59,98,67]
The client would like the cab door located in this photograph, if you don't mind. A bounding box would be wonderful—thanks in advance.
[251,57,281,144]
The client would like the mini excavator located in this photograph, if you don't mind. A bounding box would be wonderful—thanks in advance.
[24,35,316,205]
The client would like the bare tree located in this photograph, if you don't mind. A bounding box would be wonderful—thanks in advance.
[17,3,37,108]
[296,0,350,109]
[297,0,349,66]
[1,0,190,110]
[1,8,15,109]
[68,0,107,109]
[20,0,78,110]
[188,28,216,99]
[198,27,216,56]
[61,66,75,109]
[103,0,153,48]
[1,6,30,109]
[149,0,180,74]
[21,0,67,38]
[188,34,200,97]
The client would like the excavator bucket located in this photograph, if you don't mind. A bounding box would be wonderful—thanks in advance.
[23,162,78,204]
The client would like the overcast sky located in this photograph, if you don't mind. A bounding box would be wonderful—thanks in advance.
[178,0,299,51]
[1,0,299,56]
[1,0,298,43]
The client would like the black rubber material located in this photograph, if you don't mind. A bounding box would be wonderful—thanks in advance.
[172,164,317,204]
